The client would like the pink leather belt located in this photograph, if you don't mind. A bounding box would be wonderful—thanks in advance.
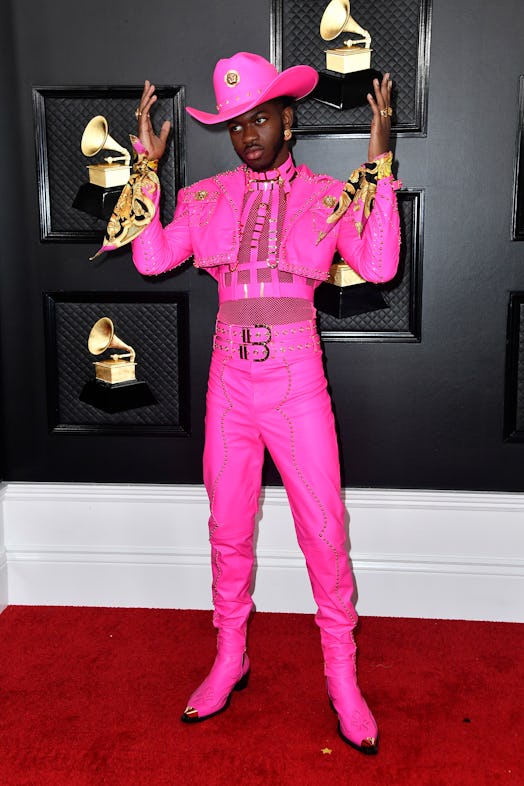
[213,319,321,363]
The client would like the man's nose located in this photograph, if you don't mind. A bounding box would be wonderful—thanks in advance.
[242,123,258,144]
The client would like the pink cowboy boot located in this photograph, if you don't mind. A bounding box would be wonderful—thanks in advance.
[323,634,378,754]
[181,626,250,722]
[181,518,254,723]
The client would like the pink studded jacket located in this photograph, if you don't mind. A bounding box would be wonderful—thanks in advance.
[131,163,401,284]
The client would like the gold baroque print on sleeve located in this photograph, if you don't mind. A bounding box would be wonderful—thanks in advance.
[90,140,160,259]
[326,151,393,228]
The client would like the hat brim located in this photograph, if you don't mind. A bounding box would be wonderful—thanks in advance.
[186,65,319,125]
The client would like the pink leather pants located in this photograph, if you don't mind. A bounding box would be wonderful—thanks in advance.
[203,322,358,649]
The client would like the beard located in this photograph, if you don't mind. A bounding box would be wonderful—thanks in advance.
[237,125,287,172]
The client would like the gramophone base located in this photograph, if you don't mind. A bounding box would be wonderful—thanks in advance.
[311,69,383,110]
[315,281,389,318]
[72,182,123,221]
[80,379,156,413]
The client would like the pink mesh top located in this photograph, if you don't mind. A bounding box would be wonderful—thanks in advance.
[217,155,316,325]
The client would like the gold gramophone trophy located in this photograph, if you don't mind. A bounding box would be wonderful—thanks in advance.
[312,0,382,109]
[79,317,155,413]
[73,116,131,221]
[88,317,136,384]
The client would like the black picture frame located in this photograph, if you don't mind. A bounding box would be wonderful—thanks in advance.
[317,189,423,342]
[503,292,524,442]
[511,76,524,240]
[270,0,432,137]
[32,85,186,241]
[43,291,190,436]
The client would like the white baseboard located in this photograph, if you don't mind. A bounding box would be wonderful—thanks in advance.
[0,484,8,613]
[2,483,524,622]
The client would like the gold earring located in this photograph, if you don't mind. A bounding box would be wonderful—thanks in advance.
[284,128,292,141]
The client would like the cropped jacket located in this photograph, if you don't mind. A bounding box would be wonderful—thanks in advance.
[131,162,401,284]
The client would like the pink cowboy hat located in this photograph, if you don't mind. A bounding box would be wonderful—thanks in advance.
[186,51,318,125]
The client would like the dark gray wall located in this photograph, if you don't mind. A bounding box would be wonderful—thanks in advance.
[0,0,30,479]
[1,0,523,489]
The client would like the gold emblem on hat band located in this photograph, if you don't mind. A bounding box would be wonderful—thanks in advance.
[224,70,240,87]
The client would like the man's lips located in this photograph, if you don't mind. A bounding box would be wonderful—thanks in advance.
[243,145,264,161]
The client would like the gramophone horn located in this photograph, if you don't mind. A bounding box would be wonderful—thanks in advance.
[320,0,370,45]
[80,115,131,164]
[87,317,136,362]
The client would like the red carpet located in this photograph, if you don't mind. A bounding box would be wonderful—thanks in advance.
[0,607,522,785]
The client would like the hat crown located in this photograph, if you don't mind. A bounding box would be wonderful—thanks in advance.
[213,52,280,112]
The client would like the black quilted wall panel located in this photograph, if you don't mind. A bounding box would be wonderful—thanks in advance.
[519,330,524,433]
[504,293,524,441]
[272,0,432,135]
[317,189,422,340]
[33,86,185,241]
[512,75,524,240]
[44,293,189,435]
[519,325,524,433]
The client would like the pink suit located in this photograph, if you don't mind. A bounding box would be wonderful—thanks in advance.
[131,161,400,283]
[132,155,401,746]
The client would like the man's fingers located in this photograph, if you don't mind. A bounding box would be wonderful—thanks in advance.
[159,121,172,143]
[374,72,391,106]
[138,82,158,117]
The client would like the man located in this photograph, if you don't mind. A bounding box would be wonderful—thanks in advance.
[131,51,400,754]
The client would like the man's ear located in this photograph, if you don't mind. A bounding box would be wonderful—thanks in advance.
[282,105,294,130]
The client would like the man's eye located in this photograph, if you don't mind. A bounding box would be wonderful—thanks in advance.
[255,116,267,125]
[229,124,241,133]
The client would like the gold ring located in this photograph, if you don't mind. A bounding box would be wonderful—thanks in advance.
[135,107,142,119]
[380,106,393,117]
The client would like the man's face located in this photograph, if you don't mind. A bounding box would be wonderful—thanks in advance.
[226,100,293,172]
